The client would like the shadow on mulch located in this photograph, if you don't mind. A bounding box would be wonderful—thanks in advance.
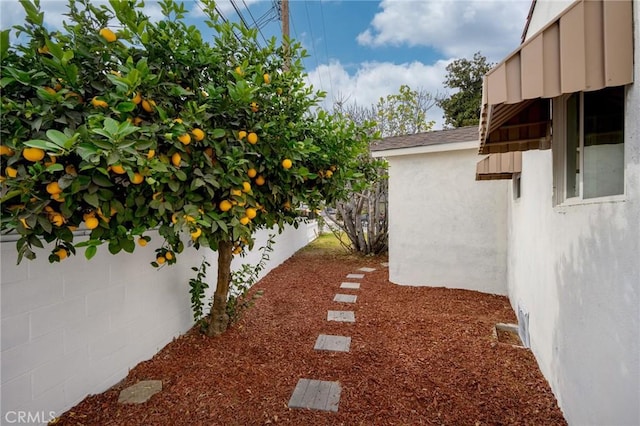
[54,243,566,426]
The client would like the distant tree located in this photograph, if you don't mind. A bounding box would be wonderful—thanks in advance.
[437,52,493,128]
[330,85,437,255]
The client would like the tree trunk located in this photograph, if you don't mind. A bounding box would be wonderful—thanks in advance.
[205,240,233,337]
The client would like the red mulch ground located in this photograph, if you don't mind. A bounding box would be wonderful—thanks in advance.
[55,242,566,425]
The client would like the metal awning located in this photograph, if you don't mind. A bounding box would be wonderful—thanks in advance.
[479,0,633,155]
[476,151,522,181]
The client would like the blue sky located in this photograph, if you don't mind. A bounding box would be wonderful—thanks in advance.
[0,0,532,129]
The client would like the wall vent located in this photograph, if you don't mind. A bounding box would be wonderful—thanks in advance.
[517,304,530,348]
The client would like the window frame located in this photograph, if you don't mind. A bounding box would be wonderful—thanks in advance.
[552,88,626,207]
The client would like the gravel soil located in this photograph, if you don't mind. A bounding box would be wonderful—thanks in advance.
[54,241,566,425]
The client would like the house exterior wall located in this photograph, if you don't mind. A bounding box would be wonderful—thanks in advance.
[387,147,508,294]
[1,222,316,423]
[506,2,640,424]
[524,0,573,40]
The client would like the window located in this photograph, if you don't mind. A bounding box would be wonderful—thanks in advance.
[554,86,625,204]
[513,172,521,200]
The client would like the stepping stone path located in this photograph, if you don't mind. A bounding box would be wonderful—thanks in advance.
[289,267,376,413]
[340,282,360,289]
[118,380,162,404]
[327,310,356,323]
[314,334,351,352]
[288,379,341,412]
[334,294,357,303]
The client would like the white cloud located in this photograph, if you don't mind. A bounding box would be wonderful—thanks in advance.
[306,59,452,130]
[0,0,176,34]
[357,0,530,61]
[190,0,262,19]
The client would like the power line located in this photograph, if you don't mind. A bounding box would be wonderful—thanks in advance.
[318,1,334,102]
[241,0,270,46]
[229,0,250,29]
[303,1,323,91]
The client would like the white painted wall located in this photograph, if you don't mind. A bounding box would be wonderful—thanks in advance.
[386,146,509,295]
[506,2,640,424]
[0,222,317,424]
[524,0,573,40]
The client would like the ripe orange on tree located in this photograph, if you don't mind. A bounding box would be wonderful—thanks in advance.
[111,164,126,174]
[247,132,258,144]
[178,133,191,145]
[131,172,144,184]
[191,128,205,141]
[5,167,18,178]
[46,182,62,194]
[141,99,155,113]
[84,217,99,230]
[91,97,108,108]
[55,248,68,260]
[0,145,14,156]
[171,153,181,167]
[99,28,117,42]
[245,207,257,219]
[23,147,45,162]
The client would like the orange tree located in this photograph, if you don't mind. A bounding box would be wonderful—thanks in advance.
[0,0,373,336]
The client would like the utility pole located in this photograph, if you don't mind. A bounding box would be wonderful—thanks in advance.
[281,0,290,69]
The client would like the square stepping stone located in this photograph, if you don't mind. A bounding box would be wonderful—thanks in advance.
[118,380,162,404]
[381,262,389,267]
[346,273,365,279]
[358,267,376,272]
[288,379,341,412]
[334,294,357,303]
[314,334,351,352]
[327,310,355,323]
[340,282,360,289]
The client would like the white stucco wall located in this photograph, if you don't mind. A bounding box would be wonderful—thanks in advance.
[385,145,509,295]
[506,2,640,424]
[524,0,573,39]
[1,222,316,424]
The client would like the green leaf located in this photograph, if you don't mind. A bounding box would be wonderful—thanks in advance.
[1,76,15,88]
[108,240,122,254]
[116,102,136,113]
[46,163,64,173]
[92,174,114,187]
[28,234,44,249]
[104,117,119,136]
[0,29,9,62]
[37,215,52,234]
[46,130,67,147]
[211,128,226,138]
[85,245,97,260]
[120,238,135,253]
[22,139,51,150]
[83,192,100,208]
[61,50,74,64]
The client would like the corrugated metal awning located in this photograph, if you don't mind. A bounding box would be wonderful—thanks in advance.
[476,151,522,181]
[479,0,633,155]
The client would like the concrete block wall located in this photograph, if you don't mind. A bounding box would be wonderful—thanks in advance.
[1,222,316,424]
